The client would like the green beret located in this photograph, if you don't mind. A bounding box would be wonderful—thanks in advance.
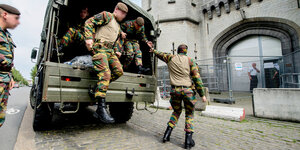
[0,4,21,15]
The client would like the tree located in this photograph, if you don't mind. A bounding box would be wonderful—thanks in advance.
[31,65,37,83]
[12,68,29,86]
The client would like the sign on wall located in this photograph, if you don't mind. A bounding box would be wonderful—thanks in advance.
[235,63,243,70]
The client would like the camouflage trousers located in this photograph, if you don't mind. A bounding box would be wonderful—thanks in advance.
[92,43,123,98]
[59,27,85,48]
[123,40,142,69]
[168,86,197,132]
[0,82,9,127]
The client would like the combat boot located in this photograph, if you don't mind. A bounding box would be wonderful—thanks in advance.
[94,98,115,124]
[184,132,195,149]
[162,126,173,143]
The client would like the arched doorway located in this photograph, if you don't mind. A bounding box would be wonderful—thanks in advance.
[212,19,300,90]
[228,36,282,91]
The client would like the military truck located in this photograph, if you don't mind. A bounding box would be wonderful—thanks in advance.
[30,0,160,131]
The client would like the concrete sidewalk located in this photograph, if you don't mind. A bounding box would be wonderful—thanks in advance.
[14,103,36,150]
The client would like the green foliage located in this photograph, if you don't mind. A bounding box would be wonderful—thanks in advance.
[12,68,29,86]
[31,65,37,83]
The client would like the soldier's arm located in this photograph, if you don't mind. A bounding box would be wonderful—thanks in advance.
[84,11,112,40]
[189,58,205,97]
[0,54,8,65]
[0,37,9,65]
[121,21,129,32]
[113,37,124,53]
[153,49,174,63]
[137,26,148,43]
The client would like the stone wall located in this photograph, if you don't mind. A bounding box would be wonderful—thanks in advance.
[201,0,300,57]
[142,0,300,75]
[142,0,203,65]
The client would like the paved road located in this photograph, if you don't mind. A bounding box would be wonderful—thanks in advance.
[0,88,295,150]
[0,87,29,150]
[15,101,300,150]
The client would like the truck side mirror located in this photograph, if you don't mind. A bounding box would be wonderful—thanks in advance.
[31,47,38,63]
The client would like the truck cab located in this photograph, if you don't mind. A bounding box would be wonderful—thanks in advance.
[30,0,159,131]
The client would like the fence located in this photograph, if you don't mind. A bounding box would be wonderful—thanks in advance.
[157,50,300,103]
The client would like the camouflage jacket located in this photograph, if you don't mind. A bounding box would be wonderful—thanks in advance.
[121,20,148,43]
[153,49,205,97]
[0,27,15,83]
[84,11,121,40]
[71,18,87,32]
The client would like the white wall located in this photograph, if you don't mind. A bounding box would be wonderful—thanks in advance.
[254,88,300,122]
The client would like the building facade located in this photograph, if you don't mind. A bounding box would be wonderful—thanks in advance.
[143,0,300,91]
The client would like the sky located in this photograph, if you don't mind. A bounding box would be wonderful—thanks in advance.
[1,0,141,80]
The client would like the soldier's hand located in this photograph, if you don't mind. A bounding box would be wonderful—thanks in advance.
[121,32,127,39]
[202,96,207,102]
[85,39,94,51]
[149,48,154,53]
[9,79,15,90]
[147,41,153,48]
[116,52,121,58]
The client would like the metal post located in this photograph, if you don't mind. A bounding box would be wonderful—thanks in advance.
[194,43,197,60]
[207,65,210,89]
[226,56,234,103]
[258,36,265,88]
[163,67,166,97]
[171,42,175,55]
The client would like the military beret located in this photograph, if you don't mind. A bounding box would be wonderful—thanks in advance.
[0,4,20,15]
[116,2,128,13]
[136,17,144,26]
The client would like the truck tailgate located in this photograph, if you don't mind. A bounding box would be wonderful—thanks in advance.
[43,62,156,103]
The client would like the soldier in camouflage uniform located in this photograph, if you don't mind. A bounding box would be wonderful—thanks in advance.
[0,4,20,128]
[149,44,206,149]
[120,17,152,73]
[84,2,128,124]
[58,7,89,51]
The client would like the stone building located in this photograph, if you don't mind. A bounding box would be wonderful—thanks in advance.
[142,0,300,91]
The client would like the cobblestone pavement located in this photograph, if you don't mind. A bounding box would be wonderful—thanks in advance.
[34,105,300,150]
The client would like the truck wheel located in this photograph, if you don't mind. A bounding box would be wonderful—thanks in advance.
[109,102,134,123]
[33,102,53,131]
[29,85,36,109]
[32,71,53,131]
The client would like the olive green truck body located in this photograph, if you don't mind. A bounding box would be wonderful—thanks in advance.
[30,0,160,130]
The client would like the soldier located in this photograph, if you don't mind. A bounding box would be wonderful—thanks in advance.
[0,4,20,127]
[57,6,89,51]
[84,2,127,123]
[121,17,152,74]
[149,44,206,149]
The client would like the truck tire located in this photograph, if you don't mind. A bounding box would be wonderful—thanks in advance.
[109,102,134,123]
[29,85,36,109]
[33,102,53,131]
[32,71,53,131]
